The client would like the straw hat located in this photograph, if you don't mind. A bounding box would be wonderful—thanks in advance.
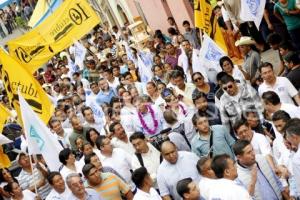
[235,36,256,46]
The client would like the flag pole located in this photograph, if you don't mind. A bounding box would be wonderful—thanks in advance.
[28,153,39,195]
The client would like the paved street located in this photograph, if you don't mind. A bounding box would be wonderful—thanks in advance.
[0,28,24,46]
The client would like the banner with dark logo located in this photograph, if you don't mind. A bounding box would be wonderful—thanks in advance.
[0,48,54,124]
[7,0,100,73]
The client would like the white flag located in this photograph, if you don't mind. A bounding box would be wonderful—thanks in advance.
[74,41,87,71]
[240,0,266,29]
[137,52,153,83]
[192,48,209,82]
[19,94,63,171]
[198,34,225,84]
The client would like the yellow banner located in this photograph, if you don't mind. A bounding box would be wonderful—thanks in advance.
[8,0,100,73]
[0,48,54,124]
[0,104,11,133]
[194,0,227,53]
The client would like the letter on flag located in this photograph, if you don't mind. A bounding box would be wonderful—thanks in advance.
[19,94,62,171]
[197,34,225,83]
[0,48,54,124]
[0,103,11,133]
[240,0,266,29]
[8,0,100,73]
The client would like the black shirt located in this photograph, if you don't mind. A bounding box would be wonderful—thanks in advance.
[286,66,300,90]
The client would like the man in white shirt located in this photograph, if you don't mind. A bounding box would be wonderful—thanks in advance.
[262,91,300,119]
[157,141,200,200]
[176,178,202,200]
[132,167,162,200]
[109,122,135,154]
[284,118,300,197]
[233,119,275,169]
[96,135,134,190]
[258,62,300,105]
[81,106,105,134]
[49,118,72,148]
[129,132,161,187]
[103,67,120,89]
[202,154,252,200]
[46,172,71,200]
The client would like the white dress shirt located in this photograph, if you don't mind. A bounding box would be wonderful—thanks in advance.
[292,144,300,195]
[46,188,71,200]
[111,137,135,154]
[133,188,162,200]
[99,148,134,189]
[251,132,272,156]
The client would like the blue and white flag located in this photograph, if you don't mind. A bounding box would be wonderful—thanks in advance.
[137,52,153,83]
[85,98,105,121]
[124,42,135,62]
[198,34,225,83]
[19,93,62,171]
[74,41,87,71]
[240,0,266,29]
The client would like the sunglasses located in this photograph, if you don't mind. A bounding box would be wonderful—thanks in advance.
[223,84,234,91]
[193,77,203,82]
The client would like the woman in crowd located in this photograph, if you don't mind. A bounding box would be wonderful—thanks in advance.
[192,72,217,103]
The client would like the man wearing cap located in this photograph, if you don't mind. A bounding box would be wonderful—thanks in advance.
[17,153,52,199]
[235,36,261,85]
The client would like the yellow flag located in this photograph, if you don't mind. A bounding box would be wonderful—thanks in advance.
[0,48,54,124]
[194,0,227,52]
[0,104,11,133]
[8,0,100,73]
[0,146,10,168]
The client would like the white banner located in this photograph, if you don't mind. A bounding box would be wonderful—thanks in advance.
[198,34,225,83]
[137,52,153,83]
[85,98,105,120]
[192,48,209,82]
[240,0,266,29]
[74,41,87,71]
[19,93,63,171]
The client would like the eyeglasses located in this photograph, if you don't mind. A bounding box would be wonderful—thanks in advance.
[223,84,234,91]
[193,77,203,82]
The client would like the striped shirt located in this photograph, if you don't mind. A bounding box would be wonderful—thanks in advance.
[88,172,130,200]
[18,168,51,199]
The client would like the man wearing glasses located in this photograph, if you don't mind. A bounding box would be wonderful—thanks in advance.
[219,74,263,135]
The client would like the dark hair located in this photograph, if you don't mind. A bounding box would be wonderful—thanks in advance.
[131,167,148,188]
[84,152,97,164]
[47,171,62,185]
[192,90,207,103]
[262,91,281,105]
[284,51,300,65]
[0,168,14,183]
[170,70,185,79]
[4,181,19,194]
[196,157,210,175]
[167,16,175,22]
[192,112,208,126]
[59,148,73,165]
[82,163,96,178]
[272,110,291,122]
[216,71,228,82]
[168,27,178,35]
[233,140,251,156]
[95,135,107,150]
[176,178,193,198]
[266,33,282,45]
[81,106,93,116]
[129,132,146,142]
[48,117,60,129]
[191,72,204,82]
[258,62,273,73]
[219,56,234,69]
[284,118,300,137]
[233,119,249,133]
[182,20,190,26]
[220,74,235,85]
[279,41,294,51]
[211,154,231,178]
[86,128,100,146]
[109,121,121,133]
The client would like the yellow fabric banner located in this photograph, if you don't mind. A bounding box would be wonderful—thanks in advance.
[0,146,10,168]
[194,0,227,53]
[0,103,11,133]
[8,0,100,73]
[28,0,48,27]
[0,48,54,124]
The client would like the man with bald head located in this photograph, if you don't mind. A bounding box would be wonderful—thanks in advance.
[157,141,200,200]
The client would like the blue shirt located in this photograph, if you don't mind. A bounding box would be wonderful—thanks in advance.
[257,167,283,200]
[191,125,236,159]
[96,87,116,105]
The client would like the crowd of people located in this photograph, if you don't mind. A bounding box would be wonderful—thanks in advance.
[1,0,300,199]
